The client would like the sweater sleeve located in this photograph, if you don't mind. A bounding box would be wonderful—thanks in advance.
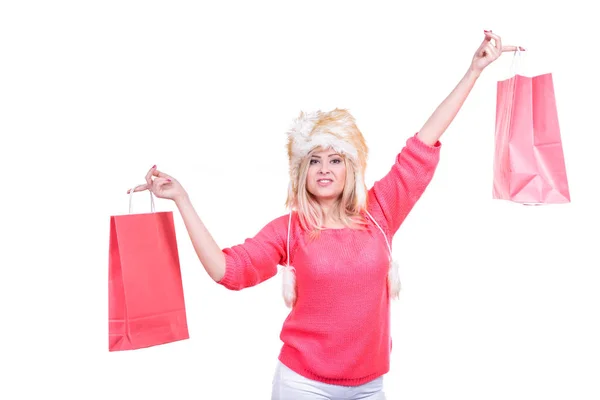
[217,215,288,291]
[369,133,441,236]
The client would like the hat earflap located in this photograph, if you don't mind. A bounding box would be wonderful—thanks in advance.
[388,259,401,299]
[282,211,297,308]
[365,210,402,299]
[282,265,296,308]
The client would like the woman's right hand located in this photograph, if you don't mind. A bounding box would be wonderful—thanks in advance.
[127,165,187,202]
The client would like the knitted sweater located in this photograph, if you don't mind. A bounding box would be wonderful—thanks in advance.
[218,134,441,385]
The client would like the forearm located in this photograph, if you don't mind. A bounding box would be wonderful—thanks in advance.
[174,194,226,282]
[417,67,480,146]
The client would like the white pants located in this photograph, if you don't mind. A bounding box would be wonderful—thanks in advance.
[271,361,386,400]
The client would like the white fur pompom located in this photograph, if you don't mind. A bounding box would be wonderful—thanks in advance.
[282,265,297,308]
[388,259,401,299]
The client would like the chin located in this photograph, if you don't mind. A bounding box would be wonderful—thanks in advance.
[308,186,344,200]
[316,191,343,200]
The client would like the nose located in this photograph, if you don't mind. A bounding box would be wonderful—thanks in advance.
[318,164,330,174]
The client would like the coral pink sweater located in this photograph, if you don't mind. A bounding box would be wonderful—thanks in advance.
[218,134,441,385]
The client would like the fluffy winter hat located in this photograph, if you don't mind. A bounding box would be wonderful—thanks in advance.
[285,108,369,209]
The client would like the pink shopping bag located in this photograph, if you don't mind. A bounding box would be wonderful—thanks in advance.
[108,187,189,351]
[492,50,570,204]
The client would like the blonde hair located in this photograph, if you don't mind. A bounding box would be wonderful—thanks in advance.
[286,148,369,239]
[286,108,370,216]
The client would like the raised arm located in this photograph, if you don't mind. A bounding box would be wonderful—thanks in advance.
[417,31,522,146]
[368,32,522,234]
[369,135,441,236]
[175,194,226,281]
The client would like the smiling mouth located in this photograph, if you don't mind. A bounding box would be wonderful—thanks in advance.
[317,179,333,187]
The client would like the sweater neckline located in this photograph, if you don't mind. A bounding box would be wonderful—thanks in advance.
[320,224,363,231]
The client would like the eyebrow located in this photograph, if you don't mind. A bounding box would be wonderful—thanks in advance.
[311,154,341,159]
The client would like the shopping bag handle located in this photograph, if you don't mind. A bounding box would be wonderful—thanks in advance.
[128,185,156,214]
[509,46,526,77]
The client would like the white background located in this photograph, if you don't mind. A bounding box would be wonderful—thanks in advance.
[2,1,599,399]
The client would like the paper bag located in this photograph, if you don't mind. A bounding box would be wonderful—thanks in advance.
[493,50,570,204]
[108,188,189,351]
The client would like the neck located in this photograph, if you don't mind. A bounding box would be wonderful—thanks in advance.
[319,200,339,221]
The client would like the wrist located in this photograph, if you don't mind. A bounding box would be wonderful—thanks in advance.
[174,191,190,207]
[466,65,482,80]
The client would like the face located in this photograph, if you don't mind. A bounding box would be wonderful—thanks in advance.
[306,147,346,205]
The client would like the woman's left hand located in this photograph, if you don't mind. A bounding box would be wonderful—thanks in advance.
[470,31,524,74]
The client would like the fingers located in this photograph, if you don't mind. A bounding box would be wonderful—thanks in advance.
[126,180,169,195]
[127,184,148,194]
[152,168,170,179]
[127,165,172,194]
[476,31,496,57]
[485,31,502,51]
[154,177,172,191]
[485,41,499,58]
[484,30,525,53]
[477,40,499,61]
[477,34,492,51]
[502,45,525,52]
[145,165,156,189]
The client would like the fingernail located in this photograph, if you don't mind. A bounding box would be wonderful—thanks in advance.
[152,164,156,168]
[484,30,490,33]
[167,178,172,182]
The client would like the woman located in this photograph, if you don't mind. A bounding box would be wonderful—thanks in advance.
[129,31,521,400]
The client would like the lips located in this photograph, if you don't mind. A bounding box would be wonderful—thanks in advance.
[317,179,333,187]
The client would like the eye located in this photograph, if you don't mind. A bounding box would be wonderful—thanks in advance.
[331,158,342,164]
[310,159,319,165]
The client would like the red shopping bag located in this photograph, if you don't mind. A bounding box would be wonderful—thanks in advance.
[492,50,571,204]
[108,188,189,351]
